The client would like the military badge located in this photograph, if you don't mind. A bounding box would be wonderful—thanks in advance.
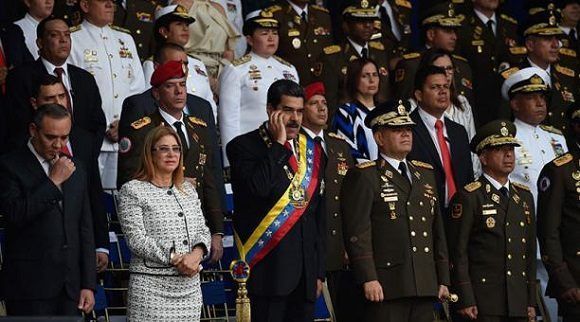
[388,202,397,219]
[572,170,580,181]
[119,137,132,153]
[539,176,551,192]
[451,204,462,219]
[283,71,296,81]
[379,67,388,77]
[136,12,153,22]
[194,65,207,77]
[485,184,491,193]
[118,39,133,59]
[492,193,501,204]
[288,29,300,37]
[337,161,348,176]
[292,38,302,49]
[486,217,496,228]
[341,66,348,75]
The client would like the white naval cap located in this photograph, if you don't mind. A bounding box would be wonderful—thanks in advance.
[154,4,195,23]
[501,67,551,100]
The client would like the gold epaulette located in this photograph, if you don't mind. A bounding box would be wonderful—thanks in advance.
[328,132,346,141]
[512,182,531,191]
[464,181,482,192]
[452,0,464,3]
[264,4,282,13]
[501,67,519,79]
[452,54,468,62]
[131,116,151,130]
[273,55,293,67]
[369,41,385,50]
[403,52,421,60]
[411,160,433,169]
[559,48,577,57]
[395,0,412,8]
[509,46,527,55]
[324,45,341,55]
[555,65,575,77]
[188,116,207,127]
[311,5,329,13]
[500,14,517,24]
[69,25,81,32]
[356,161,376,169]
[111,25,131,34]
[540,124,563,135]
[553,153,573,167]
[232,54,251,66]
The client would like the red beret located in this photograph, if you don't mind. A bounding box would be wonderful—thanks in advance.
[304,82,325,102]
[150,60,187,87]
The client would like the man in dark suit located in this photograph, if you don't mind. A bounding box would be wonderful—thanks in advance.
[227,79,326,322]
[408,65,474,214]
[301,81,360,320]
[0,104,96,316]
[341,99,450,322]
[117,60,225,262]
[4,16,106,154]
[0,23,34,80]
[30,74,109,272]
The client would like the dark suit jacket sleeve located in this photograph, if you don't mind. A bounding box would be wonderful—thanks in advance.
[537,164,577,295]
[87,145,108,250]
[0,160,64,228]
[4,66,34,149]
[77,70,106,150]
[1,24,34,68]
[78,170,97,290]
[201,98,227,215]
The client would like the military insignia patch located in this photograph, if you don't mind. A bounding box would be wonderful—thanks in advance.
[188,116,207,127]
[486,217,496,228]
[464,181,482,192]
[119,137,132,153]
[553,153,573,166]
[572,171,580,181]
[395,69,405,82]
[131,116,151,129]
[379,67,388,77]
[451,204,462,219]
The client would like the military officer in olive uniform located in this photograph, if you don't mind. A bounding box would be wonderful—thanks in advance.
[113,0,160,61]
[373,0,413,61]
[393,1,473,104]
[456,0,525,126]
[117,60,224,237]
[319,1,392,115]
[448,120,537,322]
[264,0,334,87]
[537,103,580,322]
[341,99,450,322]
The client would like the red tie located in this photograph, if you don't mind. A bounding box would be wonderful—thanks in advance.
[284,141,298,172]
[54,67,73,116]
[435,120,456,202]
[0,46,6,94]
[60,144,73,158]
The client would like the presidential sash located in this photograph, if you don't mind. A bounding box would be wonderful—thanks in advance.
[234,132,322,268]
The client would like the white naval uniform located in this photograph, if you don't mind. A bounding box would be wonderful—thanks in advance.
[14,13,40,59]
[218,52,299,165]
[142,55,217,121]
[216,0,246,58]
[512,118,568,205]
[69,20,146,189]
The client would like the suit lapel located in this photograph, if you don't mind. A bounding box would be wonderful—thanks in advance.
[445,119,462,174]
[23,147,64,213]
[411,111,444,171]
[379,159,410,194]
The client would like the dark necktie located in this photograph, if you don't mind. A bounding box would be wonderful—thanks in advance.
[361,47,368,59]
[301,11,307,23]
[173,121,189,156]
[398,161,410,183]
[486,20,495,36]
[570,29,577,42]
[54,67,73,116]
[499,187,509,198]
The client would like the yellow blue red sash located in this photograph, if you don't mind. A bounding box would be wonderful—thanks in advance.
[235,133,322,268]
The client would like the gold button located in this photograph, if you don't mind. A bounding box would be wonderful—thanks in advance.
[136,29,141,34]
[520,221,525,227]
[421,217,426,222]
[419,201,424,206]
[386,262,391,266]
[506,222,510,226]
[331,230,337,236]
[412,247,417,252]
[523,255,526,259]
[333,213,338,218]
[423,232,428,237]
[333,179,338,183]
[424,247,430,253]
[508,238,512,243]
[411,231,416,237]
[409,216,414,221]
[313,39,318,43]
[507,270,512,276]
[481,278,486,283]
[507,254,512,259]
[576,251,580,256]
[334,196,339,200]
[522,272,526,277]
[138,43,143,48]
[307,54,312,58]
[522,238,526,243]
[407,202,411,205]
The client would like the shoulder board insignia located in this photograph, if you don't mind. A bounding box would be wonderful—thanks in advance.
[369,41,385,50]
[69,25,81,32]
[403,52,421,60]
[311,5,329,13]
[410,160,433,169]
[553,153,573,166]
[452,0,464,3]
[512,182,531,192]
[500,14,517,24]
[264,5,282,13]
[501,67,519,79]
[559,48,577,57]
[131,116,151,130]
[452,54,468,62]
[356,161,376,169]
[555,64,575,77]
[188,116,207,127]
[232,54,251,66]
[509,46,527,55]
[111,25,131,34]
[464,181,482,192]
[273,55,292,67]
[324,45,341,55]
[395,0,412,9]
[328,132,346,141]
[539,124,563,135]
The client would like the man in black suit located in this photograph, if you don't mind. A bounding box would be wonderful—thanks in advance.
[408,65,474,213]
[30,74,109,272]
[117,60,225,262]
[227,80,326,322]
[4,16,105,153]
[0,23,34,82]
[0,104,96,316]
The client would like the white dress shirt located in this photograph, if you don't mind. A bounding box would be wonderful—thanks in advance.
[347,38,369,58]
[474,9,497,35]
[158,108,190,147]
[483,173,510,192]
[382,153,411,182]
[14,13,40,59]
[302,127,326,153]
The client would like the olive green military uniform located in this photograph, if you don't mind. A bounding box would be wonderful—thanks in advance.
[456,12,525,126]
[373,0,413,58]
[113,0,160,62]
[393,51,473,103]
[320,41,392,116]
[265,3,334,86]
[537,148,580,320]
[341,158,450,321]
[117,111,224,234]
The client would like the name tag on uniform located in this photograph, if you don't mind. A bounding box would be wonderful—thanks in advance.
[288,29,300,37]
[84,49,98,62]
[482,209,497,215]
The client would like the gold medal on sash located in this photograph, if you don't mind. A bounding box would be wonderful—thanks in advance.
[290,185,307,208]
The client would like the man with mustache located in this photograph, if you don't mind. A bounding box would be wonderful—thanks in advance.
[227,79,325,322]
[340,99,450,322]
[447,120,537,322]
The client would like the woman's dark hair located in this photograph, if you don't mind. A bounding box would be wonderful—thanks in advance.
[344,58,380,105]
[417,48,462,109]
[267,79,304,109]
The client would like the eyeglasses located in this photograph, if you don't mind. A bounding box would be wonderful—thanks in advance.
[152,145,182,154]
